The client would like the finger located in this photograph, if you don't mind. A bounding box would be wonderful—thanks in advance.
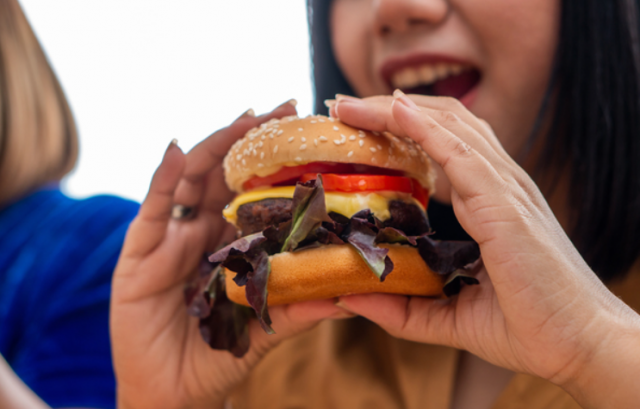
[123,141,186,257]
[334,94,505,167]
[174,100,298,208]
[391,96,505,203]
[336,293,459,347]
[406,94,509,159]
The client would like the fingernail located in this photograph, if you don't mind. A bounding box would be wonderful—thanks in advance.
[324,99,336,109]
[335,299,354,312]
[331,310,358,320]
[393,89,420,111]
[286,98,298,107]
[236,108,255,120]
[166,138,181,153]
[336,94,361,102]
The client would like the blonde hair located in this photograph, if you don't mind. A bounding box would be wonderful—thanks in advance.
[0,0,78,205]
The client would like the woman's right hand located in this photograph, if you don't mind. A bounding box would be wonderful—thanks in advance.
[110,102,348,409]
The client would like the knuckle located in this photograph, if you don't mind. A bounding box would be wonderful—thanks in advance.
[439,96,464,111]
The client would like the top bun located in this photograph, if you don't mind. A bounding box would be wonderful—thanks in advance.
[223,115,435,193]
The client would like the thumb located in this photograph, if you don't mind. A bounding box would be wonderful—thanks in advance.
[247,299,353,353]
[335,293,460,348]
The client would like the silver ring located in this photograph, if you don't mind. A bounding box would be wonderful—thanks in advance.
[171,204,196,220]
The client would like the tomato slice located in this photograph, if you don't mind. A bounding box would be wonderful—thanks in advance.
[241,162,404,191]
[300,173,429,208]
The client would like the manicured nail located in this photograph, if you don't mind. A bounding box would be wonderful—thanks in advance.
[335,299,354,312]
[286,98,298,107]
[324,99,336,109]
[393,89,420,111]
[336,94,361,102]
[236,108,255,120]
[170,138,178,146]
[331,310,358,320]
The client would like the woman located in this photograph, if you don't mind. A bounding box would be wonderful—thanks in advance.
[110,0,640,408]
[0,1,138,407]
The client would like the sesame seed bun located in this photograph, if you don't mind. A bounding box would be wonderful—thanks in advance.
[224,244,443,306]
[223,115,436,193]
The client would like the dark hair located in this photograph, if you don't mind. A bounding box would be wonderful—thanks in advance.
[307,0,640,283]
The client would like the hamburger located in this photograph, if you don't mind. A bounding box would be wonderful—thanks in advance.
[185,114,480,357]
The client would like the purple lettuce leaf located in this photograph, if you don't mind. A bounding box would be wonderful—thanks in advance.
[417,237,481,276]
[185,256,220,318]
[243,248,274,333]
[443,270,481,297]
[206,232,274,333]
[375,226,418,246]
[209,232,266,264]
[346,217,394,281]
[281,176,334,252]
[197,266,253,357]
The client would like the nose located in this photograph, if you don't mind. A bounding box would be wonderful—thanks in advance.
[374,0,449,35]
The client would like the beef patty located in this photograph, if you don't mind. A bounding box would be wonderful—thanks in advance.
[236,198,430,236]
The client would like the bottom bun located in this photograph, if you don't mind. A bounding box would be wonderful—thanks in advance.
[224,244,443,306]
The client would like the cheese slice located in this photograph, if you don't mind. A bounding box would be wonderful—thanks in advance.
[222,186,424,226]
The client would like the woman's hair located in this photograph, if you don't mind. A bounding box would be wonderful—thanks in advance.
[0,0,78,206]
[307,0,640,282]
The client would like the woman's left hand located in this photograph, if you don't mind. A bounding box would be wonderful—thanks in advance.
[329,92,640,408]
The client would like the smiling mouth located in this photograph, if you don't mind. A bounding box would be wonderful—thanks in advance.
[389,63,481,100]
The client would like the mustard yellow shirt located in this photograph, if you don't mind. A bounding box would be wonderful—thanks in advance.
[230,264,640,409]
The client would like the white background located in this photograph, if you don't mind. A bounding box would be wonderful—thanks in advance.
[19,0,314,203]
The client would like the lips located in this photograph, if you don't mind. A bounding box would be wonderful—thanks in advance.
[380,56,481,105]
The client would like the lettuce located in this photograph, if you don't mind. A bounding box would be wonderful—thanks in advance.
[186,177,481,356]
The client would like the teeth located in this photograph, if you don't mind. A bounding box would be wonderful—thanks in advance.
[391,63,469,90]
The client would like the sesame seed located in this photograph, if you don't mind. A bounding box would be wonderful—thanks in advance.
[269,134,274,139]
[370,147,377,152]
[333,126,340,131]
[328,117,335,122]
[348,151,354,157]
[273,145,279,154]
[334,140,342,145]
[258,141,263,147]
[371,157,377,163]
[340,134,346,141]
[288,136,295,143]
[314,139,318,146]
[318,119,325,123]
[300,144,307,150]
[359,140,364,147]
[359,133,366,138]
[349,135,356,141]
[298,128,303,132]
[261,135,266,140]
[236,154,242,160]
[319,136,328,142]
[257,163,264,168]
[310,120,317,124]
[377,144,382,150]
[295,157,303,162]
[301,137,306,142]
[260,152,265,159]
[242,159,246,166]
[277,130,284,136]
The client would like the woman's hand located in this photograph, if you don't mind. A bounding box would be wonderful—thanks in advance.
[110,102,347,409]
[330,92,640,408]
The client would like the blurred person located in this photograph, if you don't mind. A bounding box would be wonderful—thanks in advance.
[0,0,138,407]
[109,1,640,409]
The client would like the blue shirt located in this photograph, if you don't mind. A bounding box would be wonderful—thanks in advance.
[0,187,139,408]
